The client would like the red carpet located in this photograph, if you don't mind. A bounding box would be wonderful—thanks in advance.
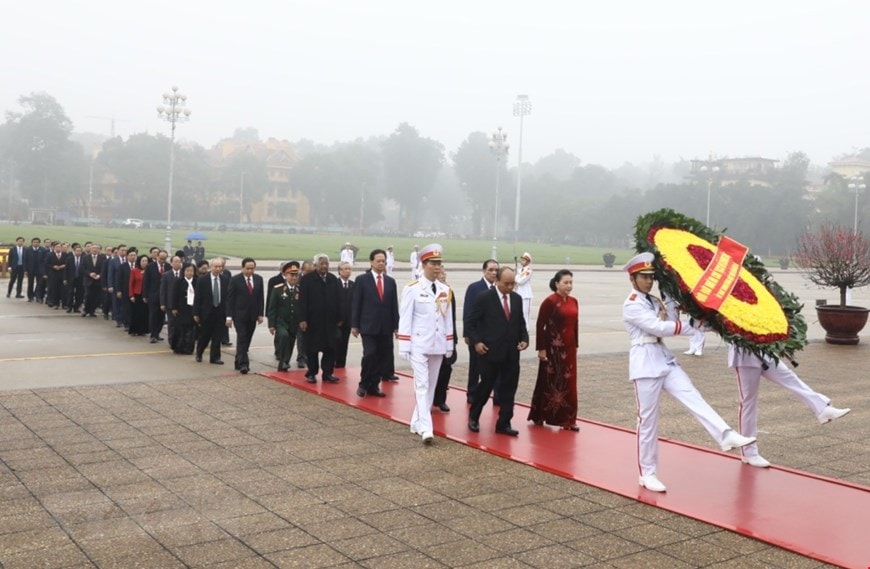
[262,367,870,568]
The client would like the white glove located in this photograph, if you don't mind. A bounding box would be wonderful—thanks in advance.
[400,351,411,361]
[445,351,453,359]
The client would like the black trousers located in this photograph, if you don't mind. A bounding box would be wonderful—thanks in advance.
[335,323,351,367]
[305,335,335,378]
[296,334,307,364]
[466,345,480,400]
[466,344,503,403]
[66,280,84,310]
[233,318,257,369]
[434,350,457,406]
[27,272,38,300]
[196,316,223,362]
[84,283,102,315]
[7,266,24,296]
[359,333,392,392]
[469,355,520,429]
[147,298,164,339]
[35,275,47,301]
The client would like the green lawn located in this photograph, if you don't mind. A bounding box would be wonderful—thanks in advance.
[0,225,633,265]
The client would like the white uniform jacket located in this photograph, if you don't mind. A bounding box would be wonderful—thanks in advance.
[623,289,695,381]
[515,265,533,300]
[398,278,454,356]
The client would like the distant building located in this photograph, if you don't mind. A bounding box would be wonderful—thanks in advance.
[828,156,870,178]
[211,138,310,226]
[689,156,780,188]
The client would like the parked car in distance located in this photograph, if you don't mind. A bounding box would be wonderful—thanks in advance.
[123,218,144,228]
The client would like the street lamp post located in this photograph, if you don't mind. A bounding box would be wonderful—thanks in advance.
[239,172,245,225]
[847,174,866,235]
[87,158,94,224]
[513,95,531,244]
[700,163,720,226]
[156,86,191,253]
[488,127,509,261]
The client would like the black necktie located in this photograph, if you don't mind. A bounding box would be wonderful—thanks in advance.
[645,294,655,309]
[431,282,436,295]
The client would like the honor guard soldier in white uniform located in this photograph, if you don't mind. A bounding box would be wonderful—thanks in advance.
[340,243,354,266]
[409,244,420,280]
[515,252,534,326]
[622,252,755,493]
[728,346,850,468]
[398,244,454,445]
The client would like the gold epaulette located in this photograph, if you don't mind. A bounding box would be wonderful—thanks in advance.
[408,279,418,286]
[274,283,284,289]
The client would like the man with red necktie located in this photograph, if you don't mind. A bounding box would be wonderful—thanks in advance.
[226,257,264,374]
[351,249,399,398]
[466,266,529,437]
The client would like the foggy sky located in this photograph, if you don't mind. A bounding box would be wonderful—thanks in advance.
[3,1,868,168]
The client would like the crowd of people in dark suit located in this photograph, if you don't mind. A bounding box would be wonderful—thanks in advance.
[8,236,585,447]
[3,236,244,360]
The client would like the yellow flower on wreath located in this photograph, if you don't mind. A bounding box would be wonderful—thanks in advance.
[652,228,789,340]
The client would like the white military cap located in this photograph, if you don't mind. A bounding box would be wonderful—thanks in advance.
[418,243,443,264]
[623,252,655,275]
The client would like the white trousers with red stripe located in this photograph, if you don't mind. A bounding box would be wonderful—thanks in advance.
[409,352,443,436]
[735,363,830,457]
[634,365,731,478]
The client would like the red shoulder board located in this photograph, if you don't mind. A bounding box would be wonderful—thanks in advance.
[629,293,637,301]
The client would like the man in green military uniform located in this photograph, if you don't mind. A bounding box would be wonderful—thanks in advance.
[268,261,301,372]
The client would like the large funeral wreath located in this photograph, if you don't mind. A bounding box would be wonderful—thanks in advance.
[634,209,807,363]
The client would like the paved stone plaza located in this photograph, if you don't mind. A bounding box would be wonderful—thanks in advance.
[1,266,866,568]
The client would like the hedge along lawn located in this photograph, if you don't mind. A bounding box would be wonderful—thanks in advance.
[0,226,634,266]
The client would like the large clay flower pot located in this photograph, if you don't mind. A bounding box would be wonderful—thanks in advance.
[816,305,870,345]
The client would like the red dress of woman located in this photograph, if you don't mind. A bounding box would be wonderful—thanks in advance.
[527,292,579,428]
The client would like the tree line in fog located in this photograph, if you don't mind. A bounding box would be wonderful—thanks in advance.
[1,92,867,255]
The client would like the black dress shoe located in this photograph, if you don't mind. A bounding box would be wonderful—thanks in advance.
[495,426,519,436]
[221,342,233,346]
[356,387,366,397]
[305,374,317,383]
[149,338,158,344]
[210,360,224,365]
[156,336,164,340]
[195,355,203,362]
[15,295,24,298]
[296,361,306,368]
[367,389,386,397]
[322,375,340,383]
[240,367,249,374]
[66,308,73,313]
[88,313,96,317]
[277,364,289,372]
[436,403,450,412]
[386,374,400,380]
[468,420,480,432]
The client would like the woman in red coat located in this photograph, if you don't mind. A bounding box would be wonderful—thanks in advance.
[128,254,150,336]
[528,269,579,430]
